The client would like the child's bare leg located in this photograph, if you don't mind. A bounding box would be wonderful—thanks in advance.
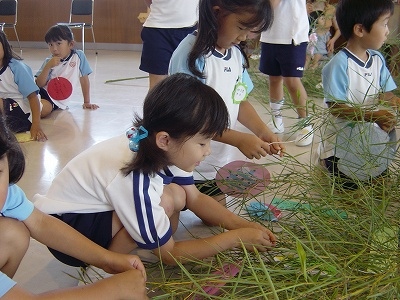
[108,212,137,254]
[305,55,312,70]
[0,218,30,277]
[310,54,323,69]
[160,183,186,233]
[40,99,53,118]
[149,74,167,91]
[282,77,308,118]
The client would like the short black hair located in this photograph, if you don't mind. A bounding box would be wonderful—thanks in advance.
[0,115,25,184]
[122,73,230,175]
[45,24,74,43]
[336,0,394,41]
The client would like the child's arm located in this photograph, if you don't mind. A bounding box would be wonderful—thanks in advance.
[80,75,99,110]
[3,270,148,300]
[328,102,397,133]
[35,57,61,88]
[327,19,341,53]
[27,93,47,141]
[238,101,285,155]
[213,101,285,158]
[381,91,400,112]
[153,184,277,265]
[23,208,146,278]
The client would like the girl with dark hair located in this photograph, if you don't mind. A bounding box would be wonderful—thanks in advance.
[35,25,99,117]
[34,73,277,267]
[0,31,47,141]
[0,113,148,299]
[169,0,284,204]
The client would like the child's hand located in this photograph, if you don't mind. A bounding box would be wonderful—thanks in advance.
[48,56,62,68]
[236,132,284,159]
[259,130,285,157]
[102,253,147,281]
[103,270,148,299]
[234,227,277,252]
[370,110,397,132]
[30,124,47,142]
[82,103,100,110]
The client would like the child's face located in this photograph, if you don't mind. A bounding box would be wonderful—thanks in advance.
[47,39,73,60]
[0,155,9,210]
[363,12,391,50]
[167,133,212,172]
[317,15,327,28]
[215,9,255,53]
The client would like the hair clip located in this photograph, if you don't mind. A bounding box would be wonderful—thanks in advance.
[126,126,148,152]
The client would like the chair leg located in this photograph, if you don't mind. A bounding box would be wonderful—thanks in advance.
[13,26,21,53]
[91,27,97,55]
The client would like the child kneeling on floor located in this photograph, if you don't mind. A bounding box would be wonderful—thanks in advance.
[34,73,277,266]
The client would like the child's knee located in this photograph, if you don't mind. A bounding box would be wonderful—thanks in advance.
[0,218,30,266]
[40,99,53,118]
[161,184,186,216]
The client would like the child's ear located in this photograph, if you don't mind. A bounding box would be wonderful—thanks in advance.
[353,24,364,37]
[155,131,170,151]
[69,40,75,48]
[212,5,221,16]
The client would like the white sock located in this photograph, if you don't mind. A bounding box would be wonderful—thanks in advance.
[270,100,284,124]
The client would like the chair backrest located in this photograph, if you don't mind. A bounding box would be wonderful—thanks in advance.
[71,0,93,16]
[69,0,94,24]
[0,0,17,26]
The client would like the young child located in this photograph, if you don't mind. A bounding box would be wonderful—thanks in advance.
[319,0,400,189]
[259,0,313,147]
[139,0,199,90]
[0,31,47,142]
[35,25,99,117]
[305,10,331,70]
[33,73,277,266]
[0,114,148,299]
[169,0,285,203]
[307,0,341,54]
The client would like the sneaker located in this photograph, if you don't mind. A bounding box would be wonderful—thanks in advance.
[295,125,313,146]
[267,120,285,134]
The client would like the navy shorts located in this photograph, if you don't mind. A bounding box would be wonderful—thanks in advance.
[2,98,31,133]
[323,156,388,191]
[39,88,59,111]
[195,180,224,197]
[48,211,113,267]
[139,25,196,75]
[259,41,307,77]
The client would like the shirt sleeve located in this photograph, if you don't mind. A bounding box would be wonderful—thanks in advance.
[0,185,34,221]
[0,272,16,298]
[105,172,172,250]
[168,34,207,83]
[375,51,397,92]
[76,50,93,76]
[35,57,51,78]
[9,60,39,98]
[322,52,348,103]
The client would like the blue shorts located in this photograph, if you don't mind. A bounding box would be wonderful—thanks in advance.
[259,42,307,77]
[48,211,113,267]
[139,26,196,75]
[2,98,31,133]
